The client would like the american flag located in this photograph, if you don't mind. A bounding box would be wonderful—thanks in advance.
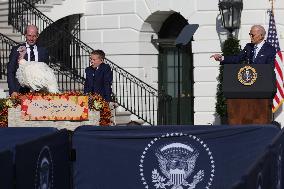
[266,11,284,112]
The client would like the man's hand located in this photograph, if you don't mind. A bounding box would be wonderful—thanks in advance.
[17,46,27,62]
[11,92,19,98]
[210,54,223,61]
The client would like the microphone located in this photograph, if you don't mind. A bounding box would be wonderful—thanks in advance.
[243,47,251,64]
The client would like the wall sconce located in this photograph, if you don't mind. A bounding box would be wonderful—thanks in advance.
[218,0,243,35]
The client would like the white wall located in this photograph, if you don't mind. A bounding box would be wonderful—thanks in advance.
[78,0,284,125]
[44,0,86,21]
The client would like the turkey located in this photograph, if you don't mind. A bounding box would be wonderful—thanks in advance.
[16,46,59,93]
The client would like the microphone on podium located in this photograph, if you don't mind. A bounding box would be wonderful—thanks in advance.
[243,47,251,64]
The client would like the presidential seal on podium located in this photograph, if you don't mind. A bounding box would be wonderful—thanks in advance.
[238,65,258,86]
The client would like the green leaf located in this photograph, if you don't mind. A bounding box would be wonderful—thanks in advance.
[215,37,241,120]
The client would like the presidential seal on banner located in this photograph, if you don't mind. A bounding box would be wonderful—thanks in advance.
[34,146,53,189]
[139,133,215,189]
[238,65,258,86]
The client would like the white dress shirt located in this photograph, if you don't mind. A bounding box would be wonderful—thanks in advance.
[25,43,39,61]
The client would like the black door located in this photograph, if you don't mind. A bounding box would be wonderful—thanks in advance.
[158,44,193,125]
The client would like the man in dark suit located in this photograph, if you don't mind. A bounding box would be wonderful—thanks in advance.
[7,25,49,98]
[84,50,113,102]
[211,25,276,65]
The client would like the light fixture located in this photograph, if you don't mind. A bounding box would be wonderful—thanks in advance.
[218,0,243,34]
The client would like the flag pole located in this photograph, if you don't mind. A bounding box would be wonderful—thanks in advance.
[269,0,275,120]
[269,0,274,15]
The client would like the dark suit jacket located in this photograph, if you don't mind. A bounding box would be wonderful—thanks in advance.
[222,42,276,65]
[84,63,113,102]
[7,43,49,95]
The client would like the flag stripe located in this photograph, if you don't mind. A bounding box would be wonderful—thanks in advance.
[276,80,284,98]
[275,56,283,80]
[267,11,284,113]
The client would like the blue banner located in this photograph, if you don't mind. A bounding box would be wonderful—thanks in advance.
[15,129,70,189]
[0,150,13,189]
[0,127,58,189]
[232,128,284,189]
[73,125,279,189]
[0,127,57,152]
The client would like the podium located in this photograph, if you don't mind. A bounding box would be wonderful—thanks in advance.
[223,64,276,125]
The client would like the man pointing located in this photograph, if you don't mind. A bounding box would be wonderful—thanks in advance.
[211,25,276,65]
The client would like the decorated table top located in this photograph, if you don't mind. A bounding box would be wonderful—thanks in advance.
[0,92,112,128]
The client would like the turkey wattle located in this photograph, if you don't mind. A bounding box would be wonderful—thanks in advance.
[16,59,59,93]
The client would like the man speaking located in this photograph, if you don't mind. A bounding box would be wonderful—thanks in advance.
[211,25,276,65]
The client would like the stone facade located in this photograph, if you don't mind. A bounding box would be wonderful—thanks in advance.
[45,0,284,125]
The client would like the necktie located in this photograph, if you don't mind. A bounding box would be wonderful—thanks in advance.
[253,46,258,63]
[29,45,35,61]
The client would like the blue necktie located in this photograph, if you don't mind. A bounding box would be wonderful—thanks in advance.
[253,46,258,63]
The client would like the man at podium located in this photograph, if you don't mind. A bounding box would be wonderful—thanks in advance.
[210,25,277,125]
[211,25,276,65]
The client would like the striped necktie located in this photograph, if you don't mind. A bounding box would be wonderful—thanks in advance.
[253,46,258,63]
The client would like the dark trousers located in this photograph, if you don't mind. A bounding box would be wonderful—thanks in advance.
[19,87,31,94]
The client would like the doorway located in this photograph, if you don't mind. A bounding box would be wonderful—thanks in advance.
[158,13,194,125]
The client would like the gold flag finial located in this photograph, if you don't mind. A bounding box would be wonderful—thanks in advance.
[269,0,274,15]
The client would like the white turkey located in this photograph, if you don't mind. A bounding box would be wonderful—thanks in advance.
[16,46,59,93]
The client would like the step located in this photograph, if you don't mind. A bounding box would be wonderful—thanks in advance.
[0,23,10,28]
[0,10,8,16]
[1,30,22,36]
[0,16,8,22]
[125,119,145,126]
[0,27,17,34]
[0,6,8,11]
[0,2,8,8]
[0,90,9,98]
[0,81,9,92]
[0,0,8,4]
[114,110,131,125]
[35,4,53,12]
[1,34,23,42]
[0,24,16,30]
[0,9,8,14]
[52,0,64,5]
[44,0,64,5]
[0,21,10,27]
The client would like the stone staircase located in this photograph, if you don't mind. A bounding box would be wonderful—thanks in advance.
[0,2,20,94]
[0,1,22,42]
[113,107,145,126]
[0,80,9,96]
[0,0,66,42]
[0,0,68,94]
[0,0,141,126]
[35,0,65,13]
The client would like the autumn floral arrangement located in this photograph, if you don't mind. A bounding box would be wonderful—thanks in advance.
[0,98,21,127]
[86,92,112,126]
[0,91,112,127]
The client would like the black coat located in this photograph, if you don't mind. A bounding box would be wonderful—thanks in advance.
[7,43,49,95]
[84,63,113,102]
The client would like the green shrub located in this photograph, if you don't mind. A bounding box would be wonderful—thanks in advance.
[215,37,241,120]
